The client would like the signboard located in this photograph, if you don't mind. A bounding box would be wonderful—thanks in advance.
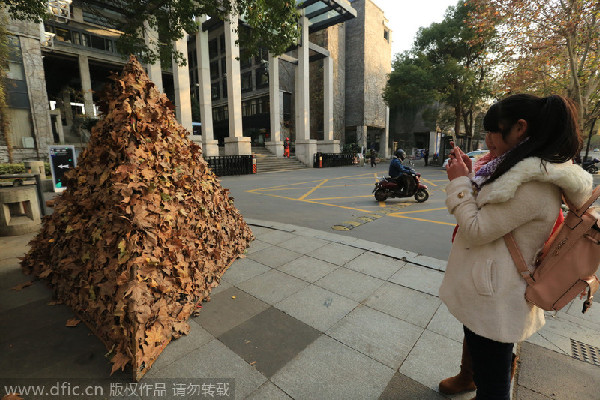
[49,145,77,192]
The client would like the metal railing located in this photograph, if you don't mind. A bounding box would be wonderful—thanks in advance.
[313,153,354,168]
[205,155,253,176]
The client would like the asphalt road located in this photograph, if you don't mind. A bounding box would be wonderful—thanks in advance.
[222,161,600,261]
[221,164,457,260]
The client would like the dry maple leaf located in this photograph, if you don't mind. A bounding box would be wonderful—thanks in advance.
[2,394,24,400]
[110,352,131,375]
[10,281,33,291]
[66,318,81,327]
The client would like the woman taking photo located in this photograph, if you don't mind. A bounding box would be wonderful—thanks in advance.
[441,94,592,400]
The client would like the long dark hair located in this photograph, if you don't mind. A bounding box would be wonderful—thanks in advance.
[482,94,581,184]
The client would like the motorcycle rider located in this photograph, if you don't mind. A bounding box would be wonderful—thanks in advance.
[389,149,415,193]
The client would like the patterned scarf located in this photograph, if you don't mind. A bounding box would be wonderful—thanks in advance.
[471,137,530,189]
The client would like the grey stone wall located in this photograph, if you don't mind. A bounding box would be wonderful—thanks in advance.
[363,0,391,129]
[344,0,391,131]
[344,0,365,128]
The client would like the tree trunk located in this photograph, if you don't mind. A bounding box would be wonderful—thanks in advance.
[454,104,461,143]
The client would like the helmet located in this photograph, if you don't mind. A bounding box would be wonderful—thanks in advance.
[395,149,406,160]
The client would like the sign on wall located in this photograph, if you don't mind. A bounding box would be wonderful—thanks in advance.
[49,145,77,192]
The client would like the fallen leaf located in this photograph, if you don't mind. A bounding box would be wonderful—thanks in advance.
[66,318,81,327]
[2,394,24,400]
[250,361,256,366]
[110,352,131,375]
[39,269,52,278]
[11,281,33,291]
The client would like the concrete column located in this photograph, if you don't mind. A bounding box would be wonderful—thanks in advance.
[294,11,316,166]
[195,16,218,157]
[357,125,368,153]
[382,106,390,158]
[143,21,163,92]
[224,12,250,155]
[265,53,283,157]
[19,36,53,158]
[62,90,73,126]
[78,54,94,117]
[172,36,194,136]
[317,55,340,154]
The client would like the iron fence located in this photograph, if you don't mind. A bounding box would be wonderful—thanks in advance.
[205,155,253,176]
[313,153,354,168]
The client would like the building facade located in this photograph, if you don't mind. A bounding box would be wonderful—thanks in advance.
[345,0,391,156]
[1,0,391,166]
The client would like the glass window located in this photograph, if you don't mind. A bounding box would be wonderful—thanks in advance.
[258,96,270,114]
[384,29,389,41]
[89,35,107,51]
[255,66,268,89]
[221,57,227,75]
[210,61,219,79]
[241,71,253,92]
[258,47,269,63]
[282,92,292,122]
[219,34,225,54]
[240,49,252,69]
[209,39,218,59]
[54,27,71,42]
[72,31,81,45]
[222,79,227,99]
[211,82,219,100]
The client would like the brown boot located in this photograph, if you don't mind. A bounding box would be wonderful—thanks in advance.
[439,340,477,395]
[511,353,519,380]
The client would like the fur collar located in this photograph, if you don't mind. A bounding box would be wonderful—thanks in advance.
[478,157,593,207]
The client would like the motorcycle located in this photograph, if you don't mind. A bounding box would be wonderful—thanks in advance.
[373,172,429,203]
[582,158,599,174]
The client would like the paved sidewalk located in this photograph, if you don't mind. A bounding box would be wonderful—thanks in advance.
[1,220,599,399]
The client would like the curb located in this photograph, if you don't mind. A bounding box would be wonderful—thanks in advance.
[246,218,448,272]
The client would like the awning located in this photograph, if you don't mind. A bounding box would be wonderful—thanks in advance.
[297,0,357,33]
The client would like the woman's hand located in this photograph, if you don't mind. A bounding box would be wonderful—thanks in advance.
[446,146,470,180]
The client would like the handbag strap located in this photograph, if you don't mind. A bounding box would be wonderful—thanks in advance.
[504,233,535,285]
[564,185,600,217]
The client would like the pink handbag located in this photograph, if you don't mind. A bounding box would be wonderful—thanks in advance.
[504,186,600,313]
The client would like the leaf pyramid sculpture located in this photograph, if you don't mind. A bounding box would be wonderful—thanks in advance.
[21,56,254,380]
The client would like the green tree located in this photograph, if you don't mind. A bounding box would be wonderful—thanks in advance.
[384,1,498,150]
[1,0,300,65]
[468,0,600,132]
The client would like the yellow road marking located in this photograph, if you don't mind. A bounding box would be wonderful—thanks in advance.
[388,214,455,226]
[343,220,362,226]
[309,195,373,201]
[392,207,447,214]
[298,179,329,200]
[422,179,438,187]
[379,201,386,207]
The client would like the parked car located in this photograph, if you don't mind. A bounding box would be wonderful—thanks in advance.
[442,149,490,168]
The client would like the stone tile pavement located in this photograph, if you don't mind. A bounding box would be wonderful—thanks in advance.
[1,220,599,399]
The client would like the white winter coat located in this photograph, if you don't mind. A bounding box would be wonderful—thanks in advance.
[440,157,592,343]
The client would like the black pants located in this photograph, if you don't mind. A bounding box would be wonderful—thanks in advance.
[464,326,514,400]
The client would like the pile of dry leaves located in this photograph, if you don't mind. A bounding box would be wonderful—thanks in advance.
[21,56,253,380]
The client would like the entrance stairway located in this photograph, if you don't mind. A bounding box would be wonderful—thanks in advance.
[252,146,308,173]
